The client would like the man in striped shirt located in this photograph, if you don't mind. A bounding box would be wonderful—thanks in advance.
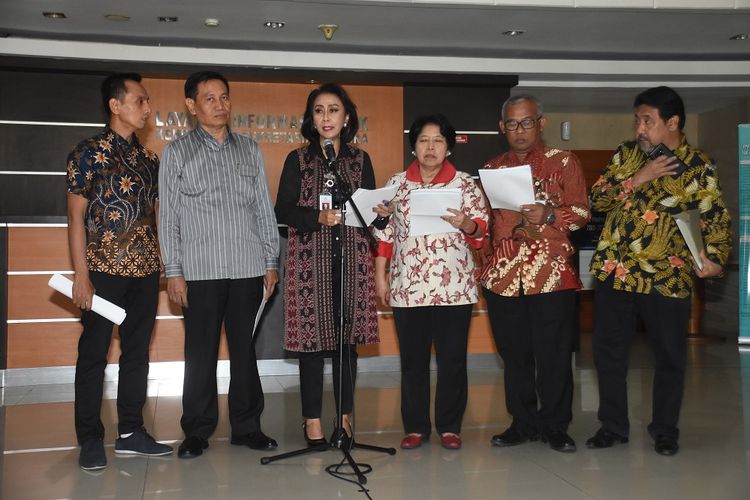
[159,71,280,459]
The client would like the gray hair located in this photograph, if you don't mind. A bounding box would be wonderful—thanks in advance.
[501,94,544,121]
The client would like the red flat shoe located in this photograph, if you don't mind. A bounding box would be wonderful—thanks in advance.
[400,433,424,449]
[440,433,461,450]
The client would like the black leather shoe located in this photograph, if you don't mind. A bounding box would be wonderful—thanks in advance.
[542,431,577,453]
[585,428,629,449]
[303,421,328,448]
[178,436,208,459]
[491,427,537,447]
[231,431,278,450]
[654,435,679,456]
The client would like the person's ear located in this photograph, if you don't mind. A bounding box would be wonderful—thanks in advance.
[185,98,197,115]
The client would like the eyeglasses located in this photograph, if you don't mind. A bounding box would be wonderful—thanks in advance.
[504,117,540,131]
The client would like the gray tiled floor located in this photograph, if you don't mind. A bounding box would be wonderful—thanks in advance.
[2,334,750,499]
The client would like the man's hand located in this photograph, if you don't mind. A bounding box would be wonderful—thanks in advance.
[263,270,278,299]
[72,274,95,311]
[520,203,549,225]
[693,250,724,279]
[319,209,342,226]
[632,155,679,188]
[167,276,189,308]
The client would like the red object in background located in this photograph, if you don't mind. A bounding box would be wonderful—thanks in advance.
[455,135,468,144]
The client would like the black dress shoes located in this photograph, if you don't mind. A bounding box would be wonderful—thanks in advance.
[542,431,577,453]
[303,422,328,448]
[231,431,278,450]
[654,435,679,456]
[585,428,629,449]
[178,436,209,459]
[491,427,537,447]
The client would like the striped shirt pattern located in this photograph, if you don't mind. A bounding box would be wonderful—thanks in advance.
[159,126,279,281]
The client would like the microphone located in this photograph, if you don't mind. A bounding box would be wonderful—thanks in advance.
[323,139,337,164]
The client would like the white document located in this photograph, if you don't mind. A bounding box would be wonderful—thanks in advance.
[48,273,127,325]
[409,188,461,237]
[252,286,269,338]
[478,165,537,210]
[672,209,705,271]
[344,184,399,227]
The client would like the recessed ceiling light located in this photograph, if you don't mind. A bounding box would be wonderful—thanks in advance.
[158,16,179,23]
[204,18,220,27]
[104,14,131,22]
[264,21,285,29]
[502,30,525,36]
[43,12,66,19]
[730,34,750,40]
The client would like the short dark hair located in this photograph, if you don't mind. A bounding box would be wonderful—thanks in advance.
[101,73,142,119]
[633,86,686,130]
[184,71,230,100]
[301,83,359,144]
[408,114,457,150]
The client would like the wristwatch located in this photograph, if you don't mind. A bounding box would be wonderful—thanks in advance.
[545,209,556,225]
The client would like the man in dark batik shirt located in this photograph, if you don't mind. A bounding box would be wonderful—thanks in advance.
[66,73,173,471]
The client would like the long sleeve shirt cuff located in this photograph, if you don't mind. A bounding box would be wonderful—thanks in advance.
[462,218,486,249]
[376,241,393,258]
[164,264,183,278]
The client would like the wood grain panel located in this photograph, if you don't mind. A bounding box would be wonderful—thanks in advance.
[8,275,79,319]
[8,227,72,271]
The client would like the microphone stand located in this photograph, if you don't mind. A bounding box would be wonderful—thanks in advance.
[261,149,396,486]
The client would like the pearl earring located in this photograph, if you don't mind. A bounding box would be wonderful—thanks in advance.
[411,151,416,157]
[447,151,452,157]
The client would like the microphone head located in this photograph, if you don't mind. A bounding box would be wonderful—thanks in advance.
[323,139,334,148]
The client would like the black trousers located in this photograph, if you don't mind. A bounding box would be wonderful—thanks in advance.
[74,271,159,444]
[392,304,472,436]
[299,346,357,419]
[593,276,690,439]
[483,287,575,435]
[181,277,265,439]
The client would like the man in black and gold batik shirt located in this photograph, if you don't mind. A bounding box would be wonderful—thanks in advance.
[67,73,172,471]
[585,86,731,457]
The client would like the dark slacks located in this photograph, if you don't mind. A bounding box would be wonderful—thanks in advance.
[181,277,265,439]
[299,346,357,418]
[483,287,575,435]
[392,304,472,436]
[593,276,690,439]
[74,271,159,444]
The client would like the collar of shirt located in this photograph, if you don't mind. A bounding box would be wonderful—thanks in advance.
[193,124,235,151]
[105,127,141,155]
[405,159,457,184]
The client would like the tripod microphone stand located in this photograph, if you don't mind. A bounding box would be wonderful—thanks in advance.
[261,143,396,486]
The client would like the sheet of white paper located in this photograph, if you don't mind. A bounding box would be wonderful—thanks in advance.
[252,286,268,338]
[344,184,399,227]
[48,273,127,325]
[672,209,705,271]
[409,188,461,237]
[478,165,536,210]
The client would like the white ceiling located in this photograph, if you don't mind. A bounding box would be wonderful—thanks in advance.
[1,0,750,112]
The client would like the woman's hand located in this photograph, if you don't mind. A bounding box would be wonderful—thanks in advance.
[318,209,342,226]
[375,271,390,306]
[373,201,393,218]
[442,208,476,234]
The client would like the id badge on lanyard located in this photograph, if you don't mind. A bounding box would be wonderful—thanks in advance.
[319,173,335,210]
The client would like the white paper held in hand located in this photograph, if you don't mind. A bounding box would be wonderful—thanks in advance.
[477,165,536,210]
[252,286,268,338]
[672,209,705,272]
[344,184,399,227]
[409,188,461,237]
[48,273,127,325]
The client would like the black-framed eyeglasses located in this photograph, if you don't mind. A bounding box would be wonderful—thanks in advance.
[504,117,540,131]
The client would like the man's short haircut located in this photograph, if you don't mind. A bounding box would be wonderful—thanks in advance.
[633,86,686,130]
[501,94,544,121]
[301,83,359,144]
[184,71,230,100]
[407,113,457,150]
[101,73,142,119]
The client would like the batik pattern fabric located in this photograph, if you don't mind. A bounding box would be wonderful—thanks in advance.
[66,128,160,277]
[589,138,731,298]
[374,160,488,308]
[479,144,591,296]
[281,144,379,352]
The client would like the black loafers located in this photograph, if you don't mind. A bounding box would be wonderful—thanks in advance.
[178,436,209,459]
[585,428,629,449]
[231,431,278,450]
[542,431,577,453]
[491,427,537,447]
[654,435,679,456]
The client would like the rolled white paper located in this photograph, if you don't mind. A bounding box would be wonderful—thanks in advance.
[48,273,127,325]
